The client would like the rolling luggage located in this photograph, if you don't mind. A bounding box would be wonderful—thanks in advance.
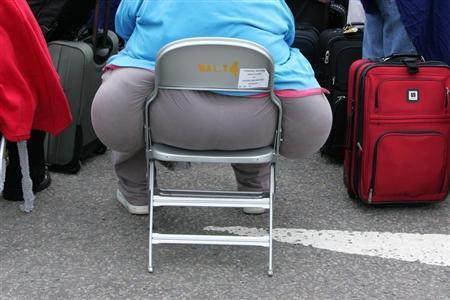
[344,55,450,204]
[45,0,119,173]
[318,25,363,160]
[293,25,320,70]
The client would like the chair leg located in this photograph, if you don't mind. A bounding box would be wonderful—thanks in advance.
[268,163,275,276]
[148,159,156,273]
[0,136,6,193]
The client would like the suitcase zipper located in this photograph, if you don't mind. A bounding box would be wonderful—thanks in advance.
[323,33,345,65]
[346,61,372,189]
[354,64,376,196]
[330,44,362,89]
[324,50,330,64]
[446,87,449,110]
[356,142,362,151]
[368,189,373,204]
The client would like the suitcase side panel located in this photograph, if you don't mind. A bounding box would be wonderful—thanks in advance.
[45,31,119,167]
[46,41,92,165]
[344,59,371,193]
[320,35,363,160]
[293,27,320,70]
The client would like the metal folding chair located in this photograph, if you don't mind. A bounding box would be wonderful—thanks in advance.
[144,38,282,276]
[0,136,5,191]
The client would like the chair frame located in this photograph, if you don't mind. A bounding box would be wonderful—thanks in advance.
[144,37,282,276]
[0,136,5,184]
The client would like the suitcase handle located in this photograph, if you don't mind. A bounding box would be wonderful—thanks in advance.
[90,0,113,64]
[402,59,420,74]
[91,0,111,50]
[382,54,425,75]
[382,54,425,63]
[344,22,365,28]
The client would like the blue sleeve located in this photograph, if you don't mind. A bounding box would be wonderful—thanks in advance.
[115,0,144,42]
[281,0,296,46]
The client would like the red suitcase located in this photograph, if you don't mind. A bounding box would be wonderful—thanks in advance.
[344,56,450,204]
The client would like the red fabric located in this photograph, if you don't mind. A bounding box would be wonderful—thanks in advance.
[344,59,450,204]
[0,0,72,142]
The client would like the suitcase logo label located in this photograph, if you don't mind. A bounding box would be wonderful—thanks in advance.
[408,90,419,102]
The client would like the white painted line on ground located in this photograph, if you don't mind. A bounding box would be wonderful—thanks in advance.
[204,226,450,267]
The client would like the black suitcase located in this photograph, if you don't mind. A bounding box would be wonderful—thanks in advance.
[317,25,363,161]
[45,0,118,173]
[293,25,320,70]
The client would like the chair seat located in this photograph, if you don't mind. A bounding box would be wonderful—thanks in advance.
[151,143,274,164]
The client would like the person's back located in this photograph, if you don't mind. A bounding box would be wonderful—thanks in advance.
[109,0,319,92]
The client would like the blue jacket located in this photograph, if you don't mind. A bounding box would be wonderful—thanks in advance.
[361,0,450,64]
[108,0,320,92]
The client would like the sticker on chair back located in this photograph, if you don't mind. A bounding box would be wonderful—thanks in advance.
[407,89,419,102]
[238,69,269,89]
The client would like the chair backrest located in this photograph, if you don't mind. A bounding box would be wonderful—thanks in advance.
[154,37,275,93]
[145,38,283,154]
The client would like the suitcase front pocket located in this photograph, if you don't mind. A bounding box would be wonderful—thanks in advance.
[369,132,448,202]
[375,79,446,115]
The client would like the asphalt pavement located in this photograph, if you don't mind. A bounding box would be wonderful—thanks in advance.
[1,151,449,299]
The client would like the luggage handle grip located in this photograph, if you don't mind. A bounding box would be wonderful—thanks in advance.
[344,22,365,28]
[402,59,420,75]
[382,54,424,75]
[382,53,425,63]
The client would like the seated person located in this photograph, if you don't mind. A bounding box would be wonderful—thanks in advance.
[91,0,332,215]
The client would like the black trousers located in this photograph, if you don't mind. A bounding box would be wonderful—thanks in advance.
[3,130,46,195]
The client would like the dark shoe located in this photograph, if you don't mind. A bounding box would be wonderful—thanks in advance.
[33,169,51,193]
[2,169,51,201]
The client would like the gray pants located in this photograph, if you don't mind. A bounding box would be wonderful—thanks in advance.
[91,68,332,203]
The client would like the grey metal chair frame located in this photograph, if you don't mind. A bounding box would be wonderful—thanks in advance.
[144,37,282,276]
[0,136,5,184]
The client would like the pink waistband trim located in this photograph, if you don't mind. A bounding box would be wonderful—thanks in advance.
[250,88,329,98]
[104,64,121,72]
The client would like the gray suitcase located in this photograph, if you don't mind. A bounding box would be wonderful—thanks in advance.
[45,30,119,173]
